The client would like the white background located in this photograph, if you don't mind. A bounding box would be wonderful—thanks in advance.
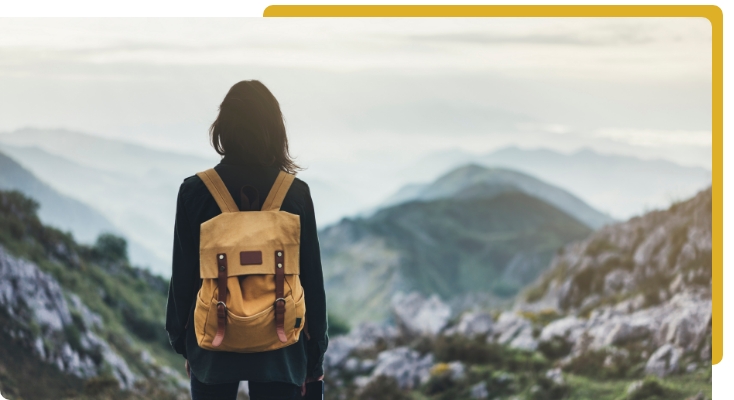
[3,0,729,397]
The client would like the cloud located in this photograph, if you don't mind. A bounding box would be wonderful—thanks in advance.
[593,128,711,147]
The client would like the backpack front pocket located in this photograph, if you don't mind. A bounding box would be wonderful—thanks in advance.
[199,294,301,353]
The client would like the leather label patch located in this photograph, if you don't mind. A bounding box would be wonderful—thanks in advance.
[240,251,263,265]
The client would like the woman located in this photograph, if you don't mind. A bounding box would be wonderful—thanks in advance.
[165,80,328,400]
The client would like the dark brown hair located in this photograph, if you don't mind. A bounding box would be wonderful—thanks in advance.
[209,80,300,173]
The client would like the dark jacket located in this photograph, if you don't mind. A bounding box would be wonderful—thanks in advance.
[165,156,328,386]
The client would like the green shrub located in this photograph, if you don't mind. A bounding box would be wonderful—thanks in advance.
[627,376,676,400]
[327,312,350,337]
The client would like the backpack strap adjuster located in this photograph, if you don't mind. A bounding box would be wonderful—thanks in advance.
[212,253,228,347]
[274,250,288,343]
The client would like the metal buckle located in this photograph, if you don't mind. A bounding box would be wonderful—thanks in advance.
[274,298,286,306]
[216,301,227,312]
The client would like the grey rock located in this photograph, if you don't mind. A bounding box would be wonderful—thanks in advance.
[0,247,72,332]
[367,347,434,390]
[509,325,538,351]
[391,292,451,336]
[324,322,398,370]
[470,381,489,399]
[686,362,698,373]
[645,344,683,378]
[604,269,635,295]
[539,316,586,344]
[67,293,103,330]
[445,361,466,381]
[489,312,537,351]
[0,246,138,388]
[445,311,494,338]
[545,368,565,386]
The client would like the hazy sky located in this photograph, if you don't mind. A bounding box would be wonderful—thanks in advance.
[0,17,712,175]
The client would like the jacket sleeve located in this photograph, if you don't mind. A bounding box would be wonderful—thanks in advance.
[165,182,199,359]
[299,184,329,378]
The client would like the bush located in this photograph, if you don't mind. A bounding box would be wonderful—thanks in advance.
[537,337,573,360]
[327,312,350,337]
[93,234,128,264]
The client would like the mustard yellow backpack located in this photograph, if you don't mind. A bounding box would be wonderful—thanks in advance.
[193,168,306,352]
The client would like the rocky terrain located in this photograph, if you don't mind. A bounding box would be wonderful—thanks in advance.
[321,187,712,400]
[0,190,187,400]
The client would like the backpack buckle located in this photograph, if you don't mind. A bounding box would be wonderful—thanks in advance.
[274,298,286,306]
[216,301,228,312]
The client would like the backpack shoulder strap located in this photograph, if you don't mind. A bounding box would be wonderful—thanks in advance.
[261,171,295,211]
[196,168,239,213]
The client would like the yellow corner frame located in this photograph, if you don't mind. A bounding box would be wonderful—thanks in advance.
[264,5,724,365]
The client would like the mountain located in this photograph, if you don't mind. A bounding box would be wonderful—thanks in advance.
[320,170,594,325]
[383,164,614,229]
[319,188,712,400]
[396,146,711,220]
[0,151,165,271]
[0,128,220,275]
[0,151,116,243]
[0,189,186,399]
[0,127,217,178]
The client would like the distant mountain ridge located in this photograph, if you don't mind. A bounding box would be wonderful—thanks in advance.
[0,151,165,270]
[0,128,219,275]
[397,146,711,220]
[320,168,594,325]
[383,164,614,229]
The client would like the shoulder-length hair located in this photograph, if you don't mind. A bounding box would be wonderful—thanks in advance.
[209,80,300,173]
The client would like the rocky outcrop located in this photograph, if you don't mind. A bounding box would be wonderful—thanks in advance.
[0,245,137,388]
[487,312,537,351]
[522,187,712,377]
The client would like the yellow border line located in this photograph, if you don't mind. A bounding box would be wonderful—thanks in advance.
[264,5,724,365]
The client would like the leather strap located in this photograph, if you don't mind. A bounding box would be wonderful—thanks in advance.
[197,169,239,213]
[212,253,228,347]
[261,171,295,212]
[274,250,287,343]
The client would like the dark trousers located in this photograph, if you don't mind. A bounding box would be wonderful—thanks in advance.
[190,372,300,400]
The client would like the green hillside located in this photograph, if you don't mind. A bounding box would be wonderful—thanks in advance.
[0,190,183,400]
[321,190,592,324]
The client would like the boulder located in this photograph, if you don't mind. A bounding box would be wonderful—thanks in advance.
[367,347,434,390]
[445,311,494,338]
[489,312,537,351]
[539,316,586,344]
[658,293,712,352]
[645,344,683,378]
[391,292,451,336]
[509,325,538,351]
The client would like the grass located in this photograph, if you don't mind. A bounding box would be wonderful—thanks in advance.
[564,370,711,400]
